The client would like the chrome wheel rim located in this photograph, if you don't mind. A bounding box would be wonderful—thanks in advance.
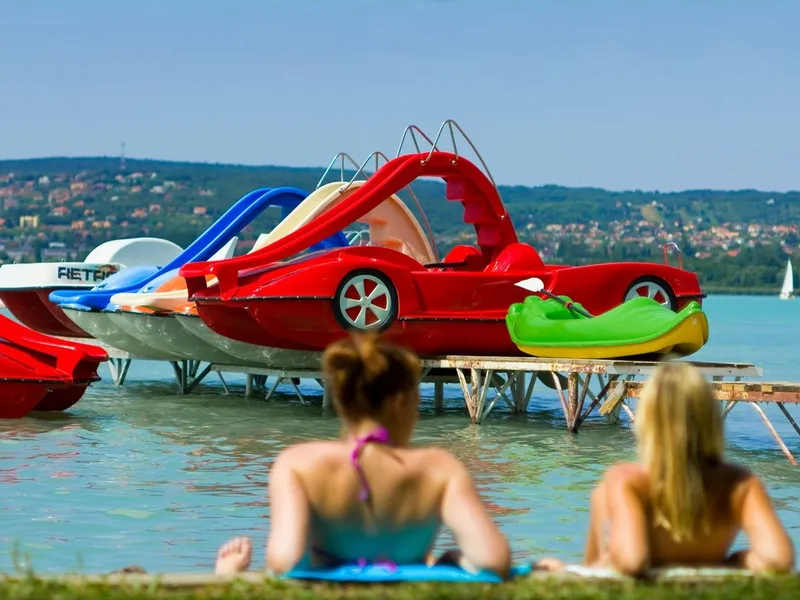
[338,274,393,330]
[625,281,672,308]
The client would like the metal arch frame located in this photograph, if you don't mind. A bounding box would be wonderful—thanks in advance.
[662,242,685,270]
[314,119,508,263]
[337,150,440,262]
[315,152,362,190]
[396,120,499,191]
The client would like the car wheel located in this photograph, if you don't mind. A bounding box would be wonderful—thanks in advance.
[333,269,398,332]
[624,277,677,311]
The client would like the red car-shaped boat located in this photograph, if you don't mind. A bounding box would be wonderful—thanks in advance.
[180,151,705,357]
[0,314,108,417]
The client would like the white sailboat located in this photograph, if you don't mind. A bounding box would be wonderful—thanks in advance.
[780,258,794,300]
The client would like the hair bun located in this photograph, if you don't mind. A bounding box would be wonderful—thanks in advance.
[322,332,419,418]
[355,333,388,382]
[322,340,361,379]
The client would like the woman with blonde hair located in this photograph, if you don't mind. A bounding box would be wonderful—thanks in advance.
[546,362,794,576]
[214,332,511,577]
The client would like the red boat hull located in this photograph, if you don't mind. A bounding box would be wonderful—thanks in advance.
[193,246,704,357]
[245,298,521,356]
[194,302,330,352]
[36,290,93,337]
[0,382,51,419]
[34,382,94,412]
[0,288,92,337]
[0,314,107,418]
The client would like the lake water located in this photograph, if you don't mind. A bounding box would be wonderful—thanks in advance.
[0,296,798,574]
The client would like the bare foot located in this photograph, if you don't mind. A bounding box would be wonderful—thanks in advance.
[215,536,252,575]
[535,557,566,572]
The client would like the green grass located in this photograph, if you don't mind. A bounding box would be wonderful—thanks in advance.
[2,575,800,600]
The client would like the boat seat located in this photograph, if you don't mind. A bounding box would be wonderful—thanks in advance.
[361,199,436,265]
[483,243,545,273]
[438,245,486,271]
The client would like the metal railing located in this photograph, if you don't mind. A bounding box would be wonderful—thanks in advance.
[315,118,501,262]
[344,229,372,246]
[396,119,499,191]
[340,151,392,193]
[395,125,437,156]
[315,152,362,190]
[339,151,439,262]
[662,242,684,270]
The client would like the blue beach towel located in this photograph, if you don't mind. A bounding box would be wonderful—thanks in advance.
[284,563,532,583]
[282,563,749,583]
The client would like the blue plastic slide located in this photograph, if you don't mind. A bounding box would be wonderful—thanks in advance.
[50,187,348,311]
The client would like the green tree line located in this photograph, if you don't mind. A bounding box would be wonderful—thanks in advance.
[0,157,796,293]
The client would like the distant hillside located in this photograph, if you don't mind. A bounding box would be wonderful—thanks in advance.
[0,156,796,294]
[2,156,799,236]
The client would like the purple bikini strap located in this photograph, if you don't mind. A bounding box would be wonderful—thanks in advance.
[307,428,397,572]
[350,426,392,503]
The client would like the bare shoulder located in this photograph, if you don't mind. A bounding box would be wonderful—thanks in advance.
[272,441,340,469]
[717,461,762,497]
[604,462,647,484]
[599,462,649,494]
[410,446,469,474]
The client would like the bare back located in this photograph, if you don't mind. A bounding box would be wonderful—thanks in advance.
[586,461,795,574]
[297,441,447,562]
[265,439,511,575]
[619,462,744,565]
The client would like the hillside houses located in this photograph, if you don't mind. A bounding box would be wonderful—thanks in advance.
[0,161,796,264]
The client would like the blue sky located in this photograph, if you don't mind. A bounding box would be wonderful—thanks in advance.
[1,0,797,191]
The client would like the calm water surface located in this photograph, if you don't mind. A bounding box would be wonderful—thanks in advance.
[0,296,798,573]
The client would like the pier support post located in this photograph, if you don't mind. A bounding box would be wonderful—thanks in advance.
[566,373,579,430]
[106,358,131,387]
[750,403,798,466]
[322,381,332,409]
[169,360,212,395]
[511,373,535,413]
[434,382,445,414]
[455,368,519,424]
[598,376,628,425]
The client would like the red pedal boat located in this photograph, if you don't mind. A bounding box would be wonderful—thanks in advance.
[180,149,704,357]
[0,315,108,418]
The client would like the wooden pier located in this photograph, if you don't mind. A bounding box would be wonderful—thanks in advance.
[79,341,800,464]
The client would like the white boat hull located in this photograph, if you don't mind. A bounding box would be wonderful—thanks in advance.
[107,310,254,365]
[0,237,184,337]
[174,313,322,369]
[61,307,182,359]
[0,262,121,290]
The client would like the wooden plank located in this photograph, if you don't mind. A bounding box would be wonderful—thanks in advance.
[626,380,800,404]
[420,356,761,377]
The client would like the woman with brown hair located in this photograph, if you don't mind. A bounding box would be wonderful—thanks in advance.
[215,333,511,577]
[543,362,794,576]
